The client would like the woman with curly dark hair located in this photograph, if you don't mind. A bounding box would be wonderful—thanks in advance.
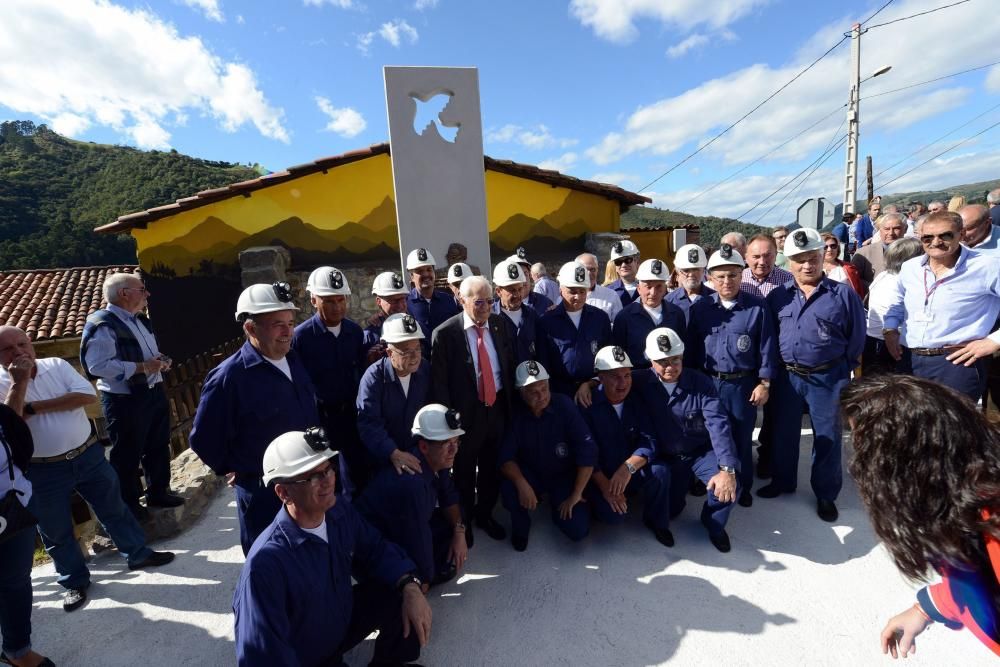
[842,374,1000,659]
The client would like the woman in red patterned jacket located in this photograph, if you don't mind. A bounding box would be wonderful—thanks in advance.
[842,374,1000,659]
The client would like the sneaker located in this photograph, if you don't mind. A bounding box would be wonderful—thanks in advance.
[63,586,88,612]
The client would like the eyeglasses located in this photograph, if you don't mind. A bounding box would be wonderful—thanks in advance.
[470,298,495,307]
[428,438,460,452]
[920,232,956,245]
[122,286,149,294]
[613,257,635,267]
[824,244,839,250]
[287,463,336,487]
[389,347,421,360]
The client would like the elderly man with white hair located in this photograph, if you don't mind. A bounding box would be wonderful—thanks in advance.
[430,275,517,546]
[576,252,622,323]
[719,232,747,260]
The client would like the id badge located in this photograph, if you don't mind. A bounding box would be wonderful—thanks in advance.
[913,309,934,323]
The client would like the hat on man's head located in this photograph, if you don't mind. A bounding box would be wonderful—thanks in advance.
[557,261,589,288]
[594,345,633,372]
[371,271,409,297]
[405,248,437,271]
[674,244,708,270]
[636,258,668,281]
[644,327,685,361]
[306,266,351,296]
[515,360,550,388]
[493,259,526,287]
[707,244,745,270]
[610,239,640,261]
[783,228,824,258]
[381,313,425,344]
[447,263,472,285]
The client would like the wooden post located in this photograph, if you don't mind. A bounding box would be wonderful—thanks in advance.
[866,155,874,204]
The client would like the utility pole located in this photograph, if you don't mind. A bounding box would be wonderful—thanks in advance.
[866,155,874,203]
[843,23,862,216]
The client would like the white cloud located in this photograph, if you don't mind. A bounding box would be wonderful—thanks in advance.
[986,65,1000,94]
[666,33,709,59]
[180,0,223,22]
[414,0,439,9]
[315,96,367,138]
[235,14,244,24]
[486,124,577,150]
[569,0,768,44]
[356,32,375,54]
[379,19,418,47]
[0,0,288,149]
[50,112,91,137]
[538,152,579,172]
[590,172,637,185]
[303,0,354,8]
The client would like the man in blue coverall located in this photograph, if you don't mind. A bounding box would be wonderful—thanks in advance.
[666,244,715,326]
[357,404,469,588]
[508,247,554,317]
[612,258,686,371]
[405,247,460,334]
[499,360,597,552]
[631,327,740,552]
[538,261,612,401]
[189,282,319,555]
[356,313,430,482]
[688,245,778,507]
[234,428,432,667]
[492,258,540,363]
[606,239,641,308]
[758,228,865,523]
[292,266,367,492]
[579,345,660,530]
[362,271,430,366]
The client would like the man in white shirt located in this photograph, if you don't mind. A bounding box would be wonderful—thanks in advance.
[576,253,622,323]
[0,326,174,613]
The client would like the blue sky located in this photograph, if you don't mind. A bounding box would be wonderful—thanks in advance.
[2,0,999,224]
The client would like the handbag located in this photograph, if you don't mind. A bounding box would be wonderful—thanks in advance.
[0,432,37,545]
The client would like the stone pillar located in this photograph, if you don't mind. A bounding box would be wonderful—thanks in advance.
[239,246,291,287]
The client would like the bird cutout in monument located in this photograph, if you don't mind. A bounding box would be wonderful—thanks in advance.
[410,91,460,143]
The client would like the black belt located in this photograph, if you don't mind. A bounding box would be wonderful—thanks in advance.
[31,438,95,464]
[910,346,961,357]
[784,361,837,376]
[704,369,755,381]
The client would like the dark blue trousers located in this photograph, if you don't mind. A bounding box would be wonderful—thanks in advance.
[910,353,987,403]
[500,469,590,542]
[234,475,283,556]
[0,526,35,659]
[713,375,757,493]
[100,385,172,511]
[771,364,848,501]
[642,450,737,537]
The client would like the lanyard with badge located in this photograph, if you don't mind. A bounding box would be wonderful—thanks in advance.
[919,268,952,322]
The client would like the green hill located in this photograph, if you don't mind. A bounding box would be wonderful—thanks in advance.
[621,206,768,248]
[0,120,260,269]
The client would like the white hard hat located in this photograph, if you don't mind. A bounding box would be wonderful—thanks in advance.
[707,244,745,270]
[515,359,550,388]
[306,266,351,296]
[371,271,409,297]
[636,258,669,281]
[382,313,425,344]
[557,261,589,288]
[235,282,298,322]
[644,327,685,361]
[594,345,633,372]
[406,247,437,270]
[507,246,530,266]
[784,228,824,257]
[447,263,472,285]
[262,428,337,487]
[493,259,526,287]
[674,244,708,270]
[610,239,640,260]
[412,404,465,441]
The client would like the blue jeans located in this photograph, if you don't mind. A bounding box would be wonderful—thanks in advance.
[27,443,152,590]
[771,364,849,501]
[642,449,737,536]
[0,525,36,658]
[100,386,172,511]
[910,354,987,403]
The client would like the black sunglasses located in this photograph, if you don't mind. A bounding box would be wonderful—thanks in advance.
[920,231,956,245]
[613,256,635,267]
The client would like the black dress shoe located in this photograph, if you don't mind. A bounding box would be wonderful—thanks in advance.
[756,483,791,499]
[816,499,839,523]
[511,534,529,552]
[708,530,732,553]
[689,478,707,497]
[128,550,176,571]
[63,586,88,612]
[147,492,185,508]
[756,459,772,479]
[738,490,753,507]
[431,563,457,586]
[475,516,507,541]
[130,504,151,522]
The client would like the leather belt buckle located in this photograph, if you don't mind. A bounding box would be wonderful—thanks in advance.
[64,443,86,461]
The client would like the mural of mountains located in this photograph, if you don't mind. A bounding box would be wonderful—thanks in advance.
[491,190,599,255]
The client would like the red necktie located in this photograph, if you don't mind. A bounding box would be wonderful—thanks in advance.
[475,325,497,407]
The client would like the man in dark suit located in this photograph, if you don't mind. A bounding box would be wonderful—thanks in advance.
[430,275,516,546]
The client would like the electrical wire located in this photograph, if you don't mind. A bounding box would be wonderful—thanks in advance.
[863,60,1000,99]
[876,117,1000,191]
[775,116,849,223]
[860,0,896,26]
[750,136,848,225]
[865,0,971,30]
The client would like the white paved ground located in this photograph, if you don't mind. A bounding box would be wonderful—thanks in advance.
[28,432,994,666]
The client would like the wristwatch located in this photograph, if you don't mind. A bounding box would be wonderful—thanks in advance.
[882,328,899,337]
[719,465,737,475]
[397,573,423,592]
[24,402,36,415]
[758,379,771,389]
[625,461,638,475]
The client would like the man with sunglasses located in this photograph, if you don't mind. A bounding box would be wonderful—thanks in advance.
[759,229,865,523]
[190,283,319,555]
[607,239,641,307]
[81,272,183,521]
[357,404,468,588]
[235,428,432,667]
[883,210,1000,401]
[430,275,515,546]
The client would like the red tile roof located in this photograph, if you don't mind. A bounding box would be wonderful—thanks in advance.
[0,266,140,341]
[95,143,652,234]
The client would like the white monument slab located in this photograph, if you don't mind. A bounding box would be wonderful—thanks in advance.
[384,66,491,275]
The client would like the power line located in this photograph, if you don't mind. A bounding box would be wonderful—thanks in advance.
[873,101,1000,180]
[775,116,848,223]
[675,104,845,209]
[863,60,1000,99]
[637,35,849,193]
[865,0,972,30]
[751,136,848,226]
[876,117,1000,191]
[860,0,896,26]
